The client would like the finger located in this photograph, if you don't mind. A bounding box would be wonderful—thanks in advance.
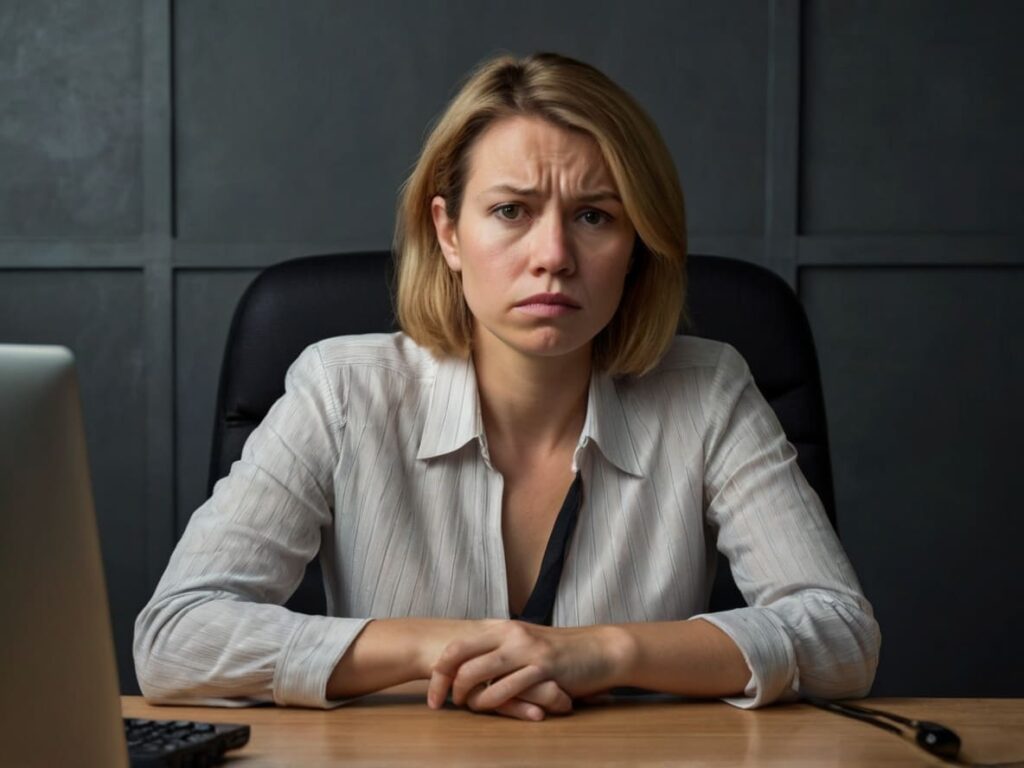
[494,699,545,722]
[429,633,506,708]
[465,665,548,711]
[450,651,523,706]
[449,639,557,707]
[430,632,502,680]
[427,668,455,710]
[466,679,573,717]
[493,681,572,716]
[517,680,574,715]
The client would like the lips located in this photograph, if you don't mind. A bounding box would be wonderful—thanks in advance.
[514,292,581,308]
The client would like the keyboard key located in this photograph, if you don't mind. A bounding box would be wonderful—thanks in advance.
[125,716,249,767]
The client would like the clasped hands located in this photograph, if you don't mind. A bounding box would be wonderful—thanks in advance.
[424,619,629,722]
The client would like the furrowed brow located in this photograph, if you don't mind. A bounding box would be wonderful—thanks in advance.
[478,184,621,204]
[478,184,540,198]
[576,190,622,204]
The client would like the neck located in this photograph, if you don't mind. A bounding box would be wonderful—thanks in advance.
[472,335,591,465]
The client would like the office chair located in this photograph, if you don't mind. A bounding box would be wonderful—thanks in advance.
[208,251,836,616]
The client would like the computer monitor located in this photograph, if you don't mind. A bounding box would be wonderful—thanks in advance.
[0,344,129,767]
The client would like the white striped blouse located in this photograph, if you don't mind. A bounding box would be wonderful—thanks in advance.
[133,332,880,710]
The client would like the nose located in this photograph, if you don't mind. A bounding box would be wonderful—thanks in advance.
[529,212,575,276]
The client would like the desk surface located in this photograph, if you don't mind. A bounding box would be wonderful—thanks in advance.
[123,685,1024,767]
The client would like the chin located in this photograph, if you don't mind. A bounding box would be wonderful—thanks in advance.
[509,330,593,361]
[473,318,596,362]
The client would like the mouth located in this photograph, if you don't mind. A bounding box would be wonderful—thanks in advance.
[514,293,581,309]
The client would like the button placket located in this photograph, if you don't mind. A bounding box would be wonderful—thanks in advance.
[486,465,509,618]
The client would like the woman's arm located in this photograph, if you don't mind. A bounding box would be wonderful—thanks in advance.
[326,618,473,698]
[607,618,751,696]
[134,345,367,708]
[693,343,881,707]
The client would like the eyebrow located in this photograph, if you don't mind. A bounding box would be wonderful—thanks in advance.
[478,184,622,204]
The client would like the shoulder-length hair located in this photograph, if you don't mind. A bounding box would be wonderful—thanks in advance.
[394,52,686,376]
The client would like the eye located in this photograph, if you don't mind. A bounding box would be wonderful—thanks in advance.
[579,209,611,226]
[494,203,523,221]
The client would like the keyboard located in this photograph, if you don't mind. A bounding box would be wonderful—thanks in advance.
[124,717,250,767]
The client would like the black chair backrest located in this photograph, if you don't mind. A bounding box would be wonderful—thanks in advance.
[209,251,835,615]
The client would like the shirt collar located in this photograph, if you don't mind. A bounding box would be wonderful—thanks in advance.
[417,353,484,461]
[578,370,645,478]
[418,354,645,478]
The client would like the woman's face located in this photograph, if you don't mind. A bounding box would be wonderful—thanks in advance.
[432,115,635,367]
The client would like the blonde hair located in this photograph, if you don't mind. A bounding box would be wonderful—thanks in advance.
[394,52,686,376]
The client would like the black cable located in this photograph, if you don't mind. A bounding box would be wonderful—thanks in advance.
[803,697,1024,768]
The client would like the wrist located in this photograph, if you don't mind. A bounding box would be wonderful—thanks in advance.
[415,618,486,678]
[597,624,639,691]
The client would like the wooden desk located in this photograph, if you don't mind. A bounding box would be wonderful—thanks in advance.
[123,684,1024,767]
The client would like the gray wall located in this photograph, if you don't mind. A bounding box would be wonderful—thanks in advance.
[1,0,1020,698]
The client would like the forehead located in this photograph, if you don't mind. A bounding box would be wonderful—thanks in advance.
[463,115,614,189]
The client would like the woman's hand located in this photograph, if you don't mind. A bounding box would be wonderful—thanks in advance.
[412,618,572,721]
[478,678,574,721]
[426,620,632,720]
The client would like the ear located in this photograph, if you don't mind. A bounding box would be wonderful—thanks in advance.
[431,195,461,272]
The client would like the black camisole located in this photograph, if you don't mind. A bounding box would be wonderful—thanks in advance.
[508,472,583,626]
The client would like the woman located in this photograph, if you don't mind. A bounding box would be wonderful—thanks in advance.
[134,52,880,722]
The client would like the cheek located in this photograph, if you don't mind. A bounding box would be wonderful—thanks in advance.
[596,278,628,321]
[458,231,524,285]
[592,242,633,296]
[457,247,513,314]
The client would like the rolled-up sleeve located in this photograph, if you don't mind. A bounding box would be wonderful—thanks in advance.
[133,344,372,708]
[691,343,881,709]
